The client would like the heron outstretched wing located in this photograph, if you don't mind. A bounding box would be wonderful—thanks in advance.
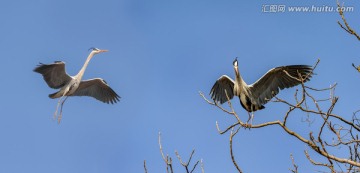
[72,78,120,104]
[210,75,235,104]
[249,65,313,105]
[33,61,72,89]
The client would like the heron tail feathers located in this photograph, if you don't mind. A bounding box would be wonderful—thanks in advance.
[259,105,265,110]
[49,91,60,99]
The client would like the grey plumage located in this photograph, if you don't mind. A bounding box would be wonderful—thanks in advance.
[210,58,312,112]
[249,65,312,106]
[34,61,120,104]
[34,61,71,89]
[210,75,234,104]
[72,78,120,104]
[34,48,120,123]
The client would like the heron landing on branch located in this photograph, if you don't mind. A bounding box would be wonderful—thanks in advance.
[210,57,313,125]
[34,48,120,123]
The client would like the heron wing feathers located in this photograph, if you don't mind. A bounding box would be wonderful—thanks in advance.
[72,78,120,104]
[210,75,235,104]
[249,65,312,105]
[33,61,72,89]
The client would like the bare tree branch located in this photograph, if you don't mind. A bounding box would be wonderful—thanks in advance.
[230,127,243,173]
[305,150,335,173]
[158,132,174,173]
[352,63,360,73]
[337,0,360,41]
[175,149,200,173]
[144,160,148,173]
[289,154,299,173]
[147,133,203,173]
[200,159,205,173]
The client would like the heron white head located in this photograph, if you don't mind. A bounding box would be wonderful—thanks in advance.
[232,57,240,78]
[89,47,109,54]
[233,57,238,67]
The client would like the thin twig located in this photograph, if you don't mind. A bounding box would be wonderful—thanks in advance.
[144,160,148,173]
[289,154,299,173]
[201,159,205,173]
[305,150,335,172]
[230,127,243,173]
[158,132,173,173]
[337,0,360,41]
[175,149,199,173]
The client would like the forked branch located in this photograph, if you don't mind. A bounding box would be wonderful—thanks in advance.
[145,133,203,173]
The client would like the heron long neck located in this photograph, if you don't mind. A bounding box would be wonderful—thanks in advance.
[75,51,95,80]
[234,66,246,88]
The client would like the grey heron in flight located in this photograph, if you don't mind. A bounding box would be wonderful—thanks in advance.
[34,47,120,123]
[210,58,312,123]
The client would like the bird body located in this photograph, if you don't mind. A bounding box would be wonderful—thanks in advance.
[48,76,78,98]
[34,48,120,123]
[210,58,312,113]
[238,87,265,113]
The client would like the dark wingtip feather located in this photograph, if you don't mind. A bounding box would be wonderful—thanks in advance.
[33,63,47,73]
[112,94,121,104]
[106,88,121,104]
[285,64,314,81]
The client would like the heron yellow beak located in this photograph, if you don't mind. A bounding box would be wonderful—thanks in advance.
[99,49,109,53]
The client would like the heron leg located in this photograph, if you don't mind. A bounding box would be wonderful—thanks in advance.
[246,112,251,123]
[245,112,254,129]
[58,96,68,124]
[54,96,64,120]
[53,91,68,121]
[250,112,254,126]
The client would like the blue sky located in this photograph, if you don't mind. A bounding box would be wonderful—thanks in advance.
[1,0,360,172]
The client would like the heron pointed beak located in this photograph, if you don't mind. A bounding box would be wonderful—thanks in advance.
[99,49,109,53]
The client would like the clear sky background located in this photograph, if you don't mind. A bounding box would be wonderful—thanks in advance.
[1,0,360,172]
